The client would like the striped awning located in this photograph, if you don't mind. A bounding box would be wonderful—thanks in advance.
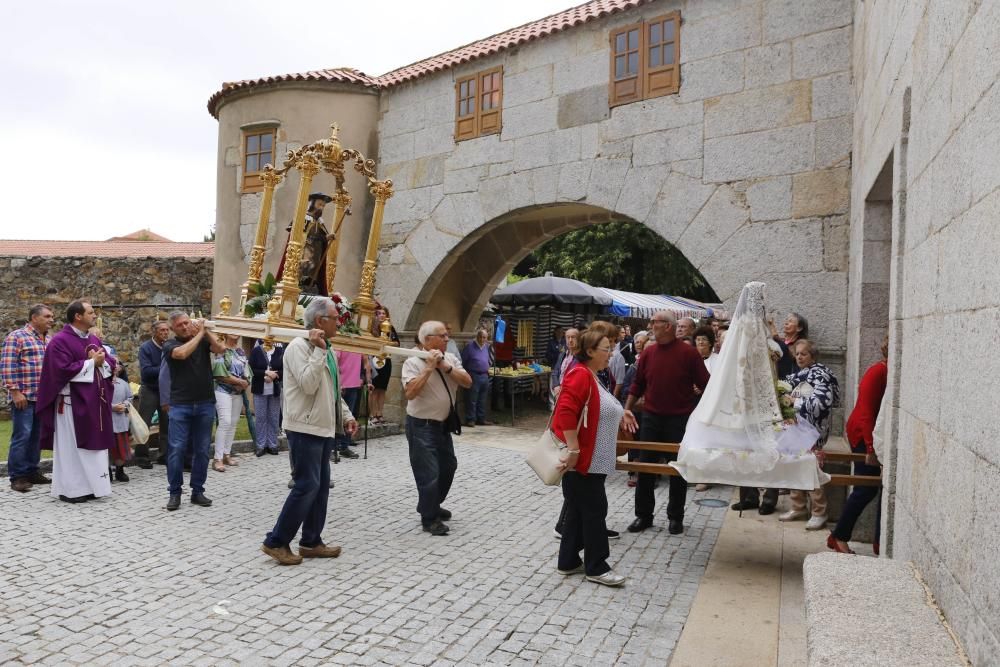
[598,288,711,320]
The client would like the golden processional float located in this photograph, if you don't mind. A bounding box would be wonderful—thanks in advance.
[207,123,426,365]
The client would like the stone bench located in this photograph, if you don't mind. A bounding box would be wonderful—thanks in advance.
[803,552,968,666]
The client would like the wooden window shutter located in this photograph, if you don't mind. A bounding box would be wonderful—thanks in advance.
[455,75,478,141]
[478,67,503,136]
[609,23,643,107]
[644,14,680,99]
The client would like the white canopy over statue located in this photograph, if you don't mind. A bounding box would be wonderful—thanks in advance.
[670,282,830,490]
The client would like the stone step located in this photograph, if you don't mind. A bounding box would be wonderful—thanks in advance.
[803,552,968,666]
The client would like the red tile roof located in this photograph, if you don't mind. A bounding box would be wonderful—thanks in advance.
[208,67,379,117]
[106,229,173,242]
[377,0,654,86]
[1,240,215,258]
[208,0,654,117]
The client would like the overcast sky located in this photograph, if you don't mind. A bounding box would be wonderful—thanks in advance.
[0,0,574,242]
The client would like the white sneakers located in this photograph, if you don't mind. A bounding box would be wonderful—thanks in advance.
[586,570,626,587]
[805,515,828,530]
[778,509,808,521]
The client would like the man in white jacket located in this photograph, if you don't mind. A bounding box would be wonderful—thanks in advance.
[261,297,357,565]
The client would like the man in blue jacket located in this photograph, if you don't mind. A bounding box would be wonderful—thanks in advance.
[136,320,170,468]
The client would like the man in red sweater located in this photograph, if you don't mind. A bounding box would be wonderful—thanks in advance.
[623,311,710,534]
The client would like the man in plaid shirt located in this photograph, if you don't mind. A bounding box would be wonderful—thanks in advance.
[2,304,54,492]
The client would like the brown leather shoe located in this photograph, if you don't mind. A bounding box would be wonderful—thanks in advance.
[260,544,303,565]
[27,472,51,484]
[10,478,32,493]
[298,543,342,558]
[222,455,238,466]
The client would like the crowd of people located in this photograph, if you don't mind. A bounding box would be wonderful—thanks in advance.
[3,297,886,574]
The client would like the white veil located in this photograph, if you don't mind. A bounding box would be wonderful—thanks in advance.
[671,282,829,489]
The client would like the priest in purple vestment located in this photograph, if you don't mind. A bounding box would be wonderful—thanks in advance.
[35,300,116,503]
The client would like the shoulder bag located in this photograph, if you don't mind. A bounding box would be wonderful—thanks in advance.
[526,368,592,485]
[435,369,462,436]
[128,404,150,445]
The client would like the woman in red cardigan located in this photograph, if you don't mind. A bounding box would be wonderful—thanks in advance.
[552,328,637,587]
[828,336,889,555]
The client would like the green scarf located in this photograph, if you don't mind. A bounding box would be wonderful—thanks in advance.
[324,343,340,404]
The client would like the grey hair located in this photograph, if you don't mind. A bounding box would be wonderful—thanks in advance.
[28,303,52,319]
[167,310,188,324]
[795,338,819,360]
[653,310,677,326]
[303,297,335,328]
[418,320,445,345]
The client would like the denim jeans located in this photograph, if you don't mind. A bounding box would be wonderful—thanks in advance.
[405,416,457,525]
[167,401,214,496]
[465,372,490,423]
[264,430,334,548]
[7,401,41,480]
[334,387,361,451]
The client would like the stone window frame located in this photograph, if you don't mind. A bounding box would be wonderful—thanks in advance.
[609,12,681,108]
[240,123,278,193]
[454,66,504,141]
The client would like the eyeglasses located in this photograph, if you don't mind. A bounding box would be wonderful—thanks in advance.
[595,346,613,353]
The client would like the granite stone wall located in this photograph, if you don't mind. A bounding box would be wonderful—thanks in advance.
[851,0,1000,662]
[375,0,854,365]
[0,255,213,411]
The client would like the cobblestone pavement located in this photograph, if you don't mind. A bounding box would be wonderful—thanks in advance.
[0,427,729,666]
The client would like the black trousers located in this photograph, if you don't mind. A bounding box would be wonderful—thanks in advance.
[136,386,165,463]
[740,486,778,506]
[558,471,610,576]
[634,412,690,521]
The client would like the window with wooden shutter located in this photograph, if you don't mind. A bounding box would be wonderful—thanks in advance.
[644,13,680,99]
[455,75,478,141]
[609,23,642,107]
[241,128,277,193]
[455,66,503,141]
[609,13,681,108]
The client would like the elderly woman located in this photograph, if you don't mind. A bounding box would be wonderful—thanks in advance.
[770,312,809,378]
[368,304,400,425]
[779,339,839,529]
[829,336,889,554]
[553,327,634,587]
[211,334,251,472]
[693,326,718,374]
[249,340,284,457]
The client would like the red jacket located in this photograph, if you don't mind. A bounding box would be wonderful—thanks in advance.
[552,366,600,474]
[845,360,887,453]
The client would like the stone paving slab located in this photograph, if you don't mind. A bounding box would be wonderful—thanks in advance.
[0,430,728,665]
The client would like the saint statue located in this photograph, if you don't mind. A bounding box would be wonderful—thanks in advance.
[276,192,334,295]
[670,282,829,490]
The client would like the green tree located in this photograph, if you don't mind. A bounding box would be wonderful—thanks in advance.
[529,221,719,301]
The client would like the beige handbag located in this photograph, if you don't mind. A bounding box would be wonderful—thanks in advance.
[128,404,150,445]
[526,370,591,485]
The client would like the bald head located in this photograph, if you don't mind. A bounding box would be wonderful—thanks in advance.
[648,310,677,344]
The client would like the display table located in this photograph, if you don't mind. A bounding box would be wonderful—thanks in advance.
[491,371,551,426]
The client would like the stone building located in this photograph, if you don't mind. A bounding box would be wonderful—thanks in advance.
[208,0,1000,659]
[0,238,214,407]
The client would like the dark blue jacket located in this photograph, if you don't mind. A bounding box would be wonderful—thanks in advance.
[249,344,284,397]
[139,340,164,388]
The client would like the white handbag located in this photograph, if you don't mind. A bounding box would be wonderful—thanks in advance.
[128,404,150,445]
[526,370,591,485]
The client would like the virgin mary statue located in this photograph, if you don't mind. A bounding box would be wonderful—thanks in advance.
[670,282,829,490]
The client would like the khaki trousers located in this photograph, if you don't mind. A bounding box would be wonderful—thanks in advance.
[790,487,828,517]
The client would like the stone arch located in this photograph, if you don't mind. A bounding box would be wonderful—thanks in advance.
[394,200,727,333]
